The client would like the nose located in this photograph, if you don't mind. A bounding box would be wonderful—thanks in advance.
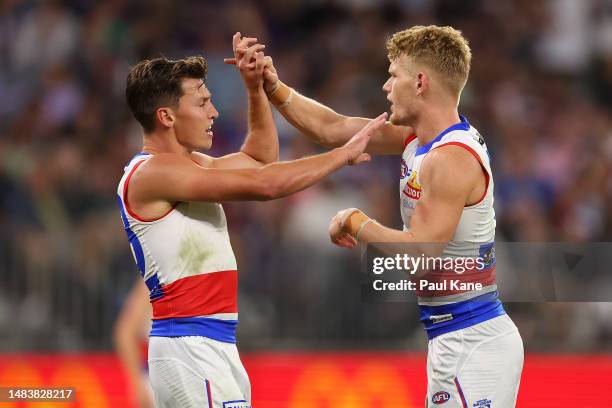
[382,78,391,95]
[210,103,219,119]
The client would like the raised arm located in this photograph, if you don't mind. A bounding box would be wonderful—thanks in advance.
[202,34,279,170]
[224,52,411,155]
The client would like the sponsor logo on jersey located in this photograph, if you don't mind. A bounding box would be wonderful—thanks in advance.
[400,160,409,179]
[222,400,250,408]
[473,398,492,407]
[432,391,451,404]
[402,170,422,199]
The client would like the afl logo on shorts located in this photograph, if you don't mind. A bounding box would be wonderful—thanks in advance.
[400,160,409,179]
[432,391,451,404]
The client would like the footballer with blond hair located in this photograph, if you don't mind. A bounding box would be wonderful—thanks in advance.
[117,33,386,407]
[241,25,524,407]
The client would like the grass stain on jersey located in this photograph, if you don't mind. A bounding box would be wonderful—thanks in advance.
[177,231,212,274]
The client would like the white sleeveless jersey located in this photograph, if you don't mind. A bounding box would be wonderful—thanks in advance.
[117,153,239,343]
[399,117,505,339]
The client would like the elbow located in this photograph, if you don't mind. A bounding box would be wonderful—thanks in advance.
[251,174,284,201]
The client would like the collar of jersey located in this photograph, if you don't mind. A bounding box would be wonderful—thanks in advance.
[415,115,470,156]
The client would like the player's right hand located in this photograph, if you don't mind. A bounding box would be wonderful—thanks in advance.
[261,56,279,94]
[227,32,266,91]
[340,112,388,165]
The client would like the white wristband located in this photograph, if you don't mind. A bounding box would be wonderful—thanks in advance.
[355,219,374,241]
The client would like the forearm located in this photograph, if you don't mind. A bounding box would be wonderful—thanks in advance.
[114,332,146,393]
[240,86,279,164]
[257,147,348,199]
[270,81,364,148]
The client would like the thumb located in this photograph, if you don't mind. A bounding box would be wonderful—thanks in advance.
[351,153,371,165]
[223,58,237,65]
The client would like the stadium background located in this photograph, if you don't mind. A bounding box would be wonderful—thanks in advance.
[1,0,611,406]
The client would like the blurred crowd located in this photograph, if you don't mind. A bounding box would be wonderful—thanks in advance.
[1,0,611,352]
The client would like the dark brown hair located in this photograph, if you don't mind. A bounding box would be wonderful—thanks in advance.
[125,56,208,132]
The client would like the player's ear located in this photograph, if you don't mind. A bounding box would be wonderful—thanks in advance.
[416,72,429,95]
[156,107,175,129]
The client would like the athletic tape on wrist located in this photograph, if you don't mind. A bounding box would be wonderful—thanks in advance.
[269,81,293,107]
[344,210,370,237]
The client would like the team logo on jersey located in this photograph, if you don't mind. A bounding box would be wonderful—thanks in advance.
[400,159,409,179]
[402,170,422,199]
[479,243,496,268]
[222,401,250,408]
[432,391,451,404]
[473,398,492,407]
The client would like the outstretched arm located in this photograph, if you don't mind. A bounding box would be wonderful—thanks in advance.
[127,113,387,218]
[225,53,412,155]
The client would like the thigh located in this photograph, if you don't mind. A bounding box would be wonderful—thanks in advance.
[456,329,524,408]
[426,331,467,408]
[148,337,250,407]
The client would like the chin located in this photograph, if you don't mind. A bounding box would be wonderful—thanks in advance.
[389,113,404,126]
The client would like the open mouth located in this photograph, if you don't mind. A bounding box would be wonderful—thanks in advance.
[206,122,213,136]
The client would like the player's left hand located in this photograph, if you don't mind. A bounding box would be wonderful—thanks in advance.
[329,208,360,249]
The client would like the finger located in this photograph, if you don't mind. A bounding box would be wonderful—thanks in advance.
[342,234,358,246]
[352,153,371,165]
[232,32,241,52]
[255,53,265,74]
[263,56,275,70]
[243,44,266,64]
[337,235,356,248]
[358,112,388,135]
[237,37,258,52]
[223,58,237,65]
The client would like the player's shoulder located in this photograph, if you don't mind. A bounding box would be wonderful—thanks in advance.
[130,153,197,182]
[421,143,482,182]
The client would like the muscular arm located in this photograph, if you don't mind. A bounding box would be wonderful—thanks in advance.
[275,87,410,155]
[132,148,352,206]
[338,146,485,246]
[129,111,385,217]
[201,35,279,170]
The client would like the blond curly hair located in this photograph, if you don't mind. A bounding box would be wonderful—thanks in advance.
[387,25,471,96]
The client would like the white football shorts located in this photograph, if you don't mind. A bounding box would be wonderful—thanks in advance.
[426,314,524,407]
[148,336,251,408]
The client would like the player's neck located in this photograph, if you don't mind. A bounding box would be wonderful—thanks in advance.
[141,129,191,156]
[413,107,461,147]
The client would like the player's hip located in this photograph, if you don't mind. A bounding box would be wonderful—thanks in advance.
[427,314,523,378]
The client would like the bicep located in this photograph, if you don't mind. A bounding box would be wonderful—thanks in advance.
[408,148,479,242]
[409,188,465,243]
[192,152,264,170]
[135,156,267,203]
